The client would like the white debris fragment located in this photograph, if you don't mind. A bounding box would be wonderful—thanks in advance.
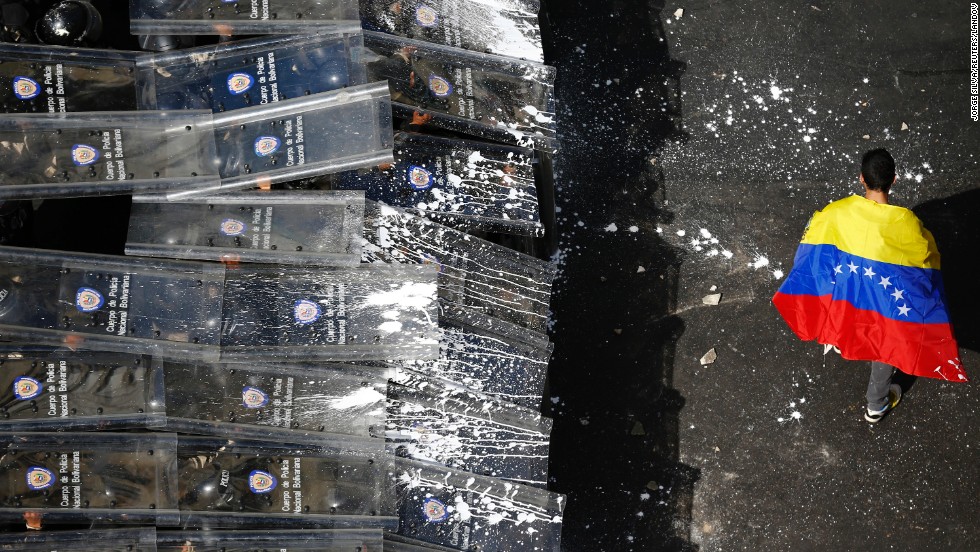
[901,122,909,131]
[772,269,784,279]
[673,8,684,18]
[700,348,717,365]
[676,230,686,237]
[709,285,718,291]
[702,293,722,305]
[862,134,871,140]
[637,266,646,273]
[604,223,618,232]
[823,344,841,355]
[628,225,639,232]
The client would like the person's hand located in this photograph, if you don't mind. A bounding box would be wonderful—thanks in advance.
[411,111,433,126]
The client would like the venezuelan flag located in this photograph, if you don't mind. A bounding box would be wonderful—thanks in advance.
[773,195,967,382]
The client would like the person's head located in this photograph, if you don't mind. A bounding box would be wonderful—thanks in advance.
[860,148,896,193]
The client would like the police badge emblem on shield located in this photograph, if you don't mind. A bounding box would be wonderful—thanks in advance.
[407,165,434,190]
[26,466,56,490]
[428,75,453,97]
[415,5,439,27]
[220,218,247,236]
[242,386,269,408]
[227,72,254,95]
[13,376,43,400]
[422,497,449,522]
[254,136,281,157]
[248,470,277,494]
[293,299,321,325]
[12,76,41,100]
[71,144,101,166]
[75,287,104,312]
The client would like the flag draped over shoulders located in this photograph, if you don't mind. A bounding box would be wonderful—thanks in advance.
[772,195,967,382]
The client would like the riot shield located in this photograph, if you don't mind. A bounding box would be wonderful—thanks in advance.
[160,359,392,440]
[136,33,367,112]
[336,132,542,235]
[129,0,360,36]
[0,528,157,551]
[0,43,140,114]
[386,378,552,487]
[0,346,164,431]
[390,306,552,409]
[175,436,388,527]
[126,191,365,266]
[204,83,394,197]
[156,529,382,552]
[218,264,439,361]
[385,457,565,551]
[360,0,543,62]
[362,201,555,333]
[0,109,219,200]
[0,432,179,527]
[362,31,556,151]
[0,246,225,361]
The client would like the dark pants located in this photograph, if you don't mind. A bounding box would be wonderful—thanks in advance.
[866,361,895,410]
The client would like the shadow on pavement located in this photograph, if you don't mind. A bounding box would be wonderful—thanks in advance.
[914,188,980,354]
[541,1,699,550]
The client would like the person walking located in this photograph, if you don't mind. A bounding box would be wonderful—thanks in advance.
[773,148,967,423]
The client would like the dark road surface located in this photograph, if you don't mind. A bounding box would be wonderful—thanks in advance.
[543,1,979,550]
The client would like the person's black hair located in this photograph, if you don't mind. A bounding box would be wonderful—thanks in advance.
[861,148,896,192]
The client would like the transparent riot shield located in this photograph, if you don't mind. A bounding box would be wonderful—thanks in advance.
[390,305,552,409]
[0,246,225,361]
[156,529,381,551]
[0,346,164,431]
[126,191,365,266]
[129,0,360,36]
[136,33,367,112]
[336,133,542,235]
[160,359,392,440]
[362,31,556,151]
[362,202,555,333]
[0,528,157,551]
[0,43,140,114]
[385,457,565,551]
[386,379,552,487]
[176,436,387,527]
[0,432,179,527]
[201,83,394,197]
[0,109,219,200]
[218,264,439,361]
[360,0,543,62]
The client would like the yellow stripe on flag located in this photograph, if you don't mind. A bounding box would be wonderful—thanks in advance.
[800,195,940,269]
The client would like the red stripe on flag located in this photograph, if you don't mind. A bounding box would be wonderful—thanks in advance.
[773,292,967,382]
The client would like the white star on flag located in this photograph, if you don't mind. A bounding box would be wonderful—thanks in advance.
[891,289,904,301]
[864,266,876,278]
[897,304,911,316]
[847,262,858,273]
[833,265,843,275]
[878,276,891,289]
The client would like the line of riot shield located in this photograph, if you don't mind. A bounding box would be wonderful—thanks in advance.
[156,528,383,552]
[389,303,553,409]
[0,527,158,551]
[0,245,226,361]
[384,457,565,551]
[126,191,366,266]
[0,432,179,527]
[174,436,391,528]
[159,358,392,440]
[359,0,544,62]
[383,532,461,552]
[385,377,552,487]
[136,32,367,112]
[361,201,555,333]
[0,109,219,199]
[0,346,164,432]
[200,82,394,197]
[218,263,439,361]
[129,0,360,36]
[335,132,543,235]
[0,43,141,113]
[362,31,556,151]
